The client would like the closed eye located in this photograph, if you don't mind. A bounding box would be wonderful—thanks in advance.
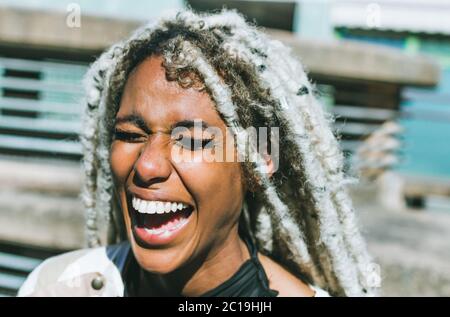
[175,135,215,151]
[113,130,146,143]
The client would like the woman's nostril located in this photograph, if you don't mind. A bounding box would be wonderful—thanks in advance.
[133,171,169,188]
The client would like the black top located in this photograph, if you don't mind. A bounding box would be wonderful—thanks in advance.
[106,236,279,297]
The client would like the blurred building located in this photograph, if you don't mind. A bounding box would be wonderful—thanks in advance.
[332,0,450,207]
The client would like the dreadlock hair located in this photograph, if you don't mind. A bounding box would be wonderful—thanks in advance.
[81,9,378,297]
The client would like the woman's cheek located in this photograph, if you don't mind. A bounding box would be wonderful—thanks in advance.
[110,142,140,184]
[177,159,242,210]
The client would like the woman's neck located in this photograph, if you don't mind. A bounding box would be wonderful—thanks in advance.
[139,229,250,296]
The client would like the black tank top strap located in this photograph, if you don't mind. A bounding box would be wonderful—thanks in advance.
[199,236,279,297]
[243,235,278,296]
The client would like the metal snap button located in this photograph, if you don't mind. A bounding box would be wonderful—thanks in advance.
[91,275,105,290]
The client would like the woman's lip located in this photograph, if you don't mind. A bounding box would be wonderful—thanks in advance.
[132,211,193,247]
[126,191,194,248]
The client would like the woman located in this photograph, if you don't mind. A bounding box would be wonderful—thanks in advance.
[18,9,376,297]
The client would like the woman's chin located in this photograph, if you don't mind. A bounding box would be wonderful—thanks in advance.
[128,223,199,275]
[131,244,189,274]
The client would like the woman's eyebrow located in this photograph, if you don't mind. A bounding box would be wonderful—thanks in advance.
[114,117,210,134]
[171,120,210,130]
[114,114,151,133]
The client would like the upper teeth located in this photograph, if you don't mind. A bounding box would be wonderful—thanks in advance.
[132,197,189,214]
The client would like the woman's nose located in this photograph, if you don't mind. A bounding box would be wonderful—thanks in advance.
[133,135,171,187]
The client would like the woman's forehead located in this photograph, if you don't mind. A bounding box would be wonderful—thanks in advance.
[117,56,224,129]
[126,56,183,94]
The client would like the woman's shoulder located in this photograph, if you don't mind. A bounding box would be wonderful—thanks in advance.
[17,245,125,297]
[257,253,330,297]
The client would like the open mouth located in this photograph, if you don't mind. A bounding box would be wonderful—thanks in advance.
[129,195,194,246]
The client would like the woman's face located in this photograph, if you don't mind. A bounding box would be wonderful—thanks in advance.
[110,55,245,274]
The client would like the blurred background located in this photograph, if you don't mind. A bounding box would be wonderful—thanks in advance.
[0,0,449,296]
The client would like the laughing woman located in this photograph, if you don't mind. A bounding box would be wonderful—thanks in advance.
[18,9,377,297]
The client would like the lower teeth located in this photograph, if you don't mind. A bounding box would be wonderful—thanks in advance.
[144,218,188,235]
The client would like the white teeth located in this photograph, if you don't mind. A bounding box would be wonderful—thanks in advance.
[156,202,165,214]
[132,196,190,214]
[147,201,156,214]
[141,201,148,213]
[138,200,145,212]
[144,218,189,235]
[144,227,165,235]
